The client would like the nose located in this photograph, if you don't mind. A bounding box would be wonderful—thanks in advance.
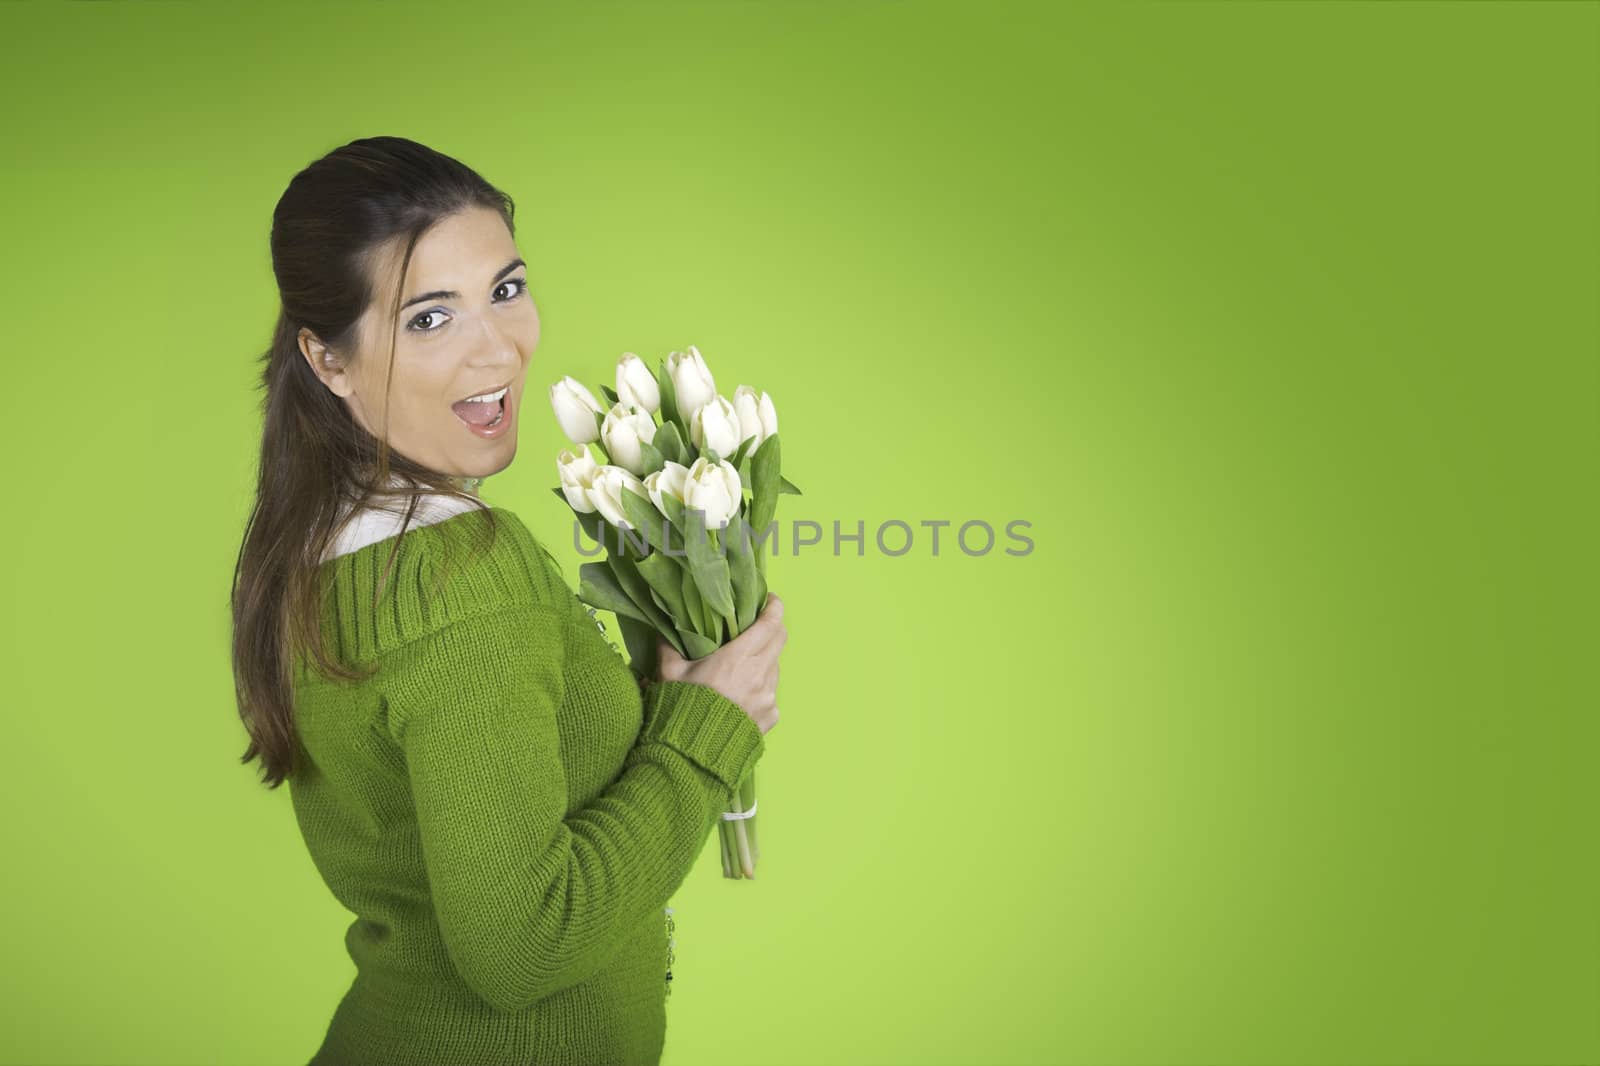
[471,315,524,376]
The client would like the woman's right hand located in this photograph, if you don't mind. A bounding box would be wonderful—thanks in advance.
[656,593,786,735]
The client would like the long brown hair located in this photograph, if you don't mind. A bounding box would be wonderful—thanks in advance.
[233,136,515,789]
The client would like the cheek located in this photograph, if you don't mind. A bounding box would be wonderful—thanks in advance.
[398,375,452,426]
[522,301,542,345]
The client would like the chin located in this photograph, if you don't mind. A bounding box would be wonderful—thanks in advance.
[477,447,517,478]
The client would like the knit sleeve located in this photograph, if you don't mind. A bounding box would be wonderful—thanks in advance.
[376,602,765,1015]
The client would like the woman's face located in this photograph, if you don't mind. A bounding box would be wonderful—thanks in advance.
[301,205,540,481]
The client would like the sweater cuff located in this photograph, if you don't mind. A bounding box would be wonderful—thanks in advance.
[639,680,765,793]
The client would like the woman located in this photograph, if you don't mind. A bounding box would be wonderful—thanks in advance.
[230,136,785,1066]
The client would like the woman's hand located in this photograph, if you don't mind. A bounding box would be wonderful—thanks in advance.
[656,593,786,735]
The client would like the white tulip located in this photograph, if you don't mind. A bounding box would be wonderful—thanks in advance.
[586,465,649,530]
[681,456,743,530]
[556,443,601,513]
[616,353,660,415]
[689,394,741,459]
[731,385,778,455]
[549,376,605,444]
[666,345,717,426]
[643,460,691,515]
[599,401,659,477]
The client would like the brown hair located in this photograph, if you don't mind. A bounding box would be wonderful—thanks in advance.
[232,136,515,788]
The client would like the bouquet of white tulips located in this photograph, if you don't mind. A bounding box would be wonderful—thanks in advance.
[549,345,800,879]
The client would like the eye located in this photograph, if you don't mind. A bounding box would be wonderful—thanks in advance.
[407,309,449,334]
[405,277,528,336]
[495,276,529,302]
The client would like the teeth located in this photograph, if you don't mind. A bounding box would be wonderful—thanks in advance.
[461,386,509,404]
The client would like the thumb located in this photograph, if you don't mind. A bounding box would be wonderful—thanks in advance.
[657,635,685,676]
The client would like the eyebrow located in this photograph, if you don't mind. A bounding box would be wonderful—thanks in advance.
[400,258,526,312]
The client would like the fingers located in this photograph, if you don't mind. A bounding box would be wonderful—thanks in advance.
[749,593,787,654]
[719,595,781,655]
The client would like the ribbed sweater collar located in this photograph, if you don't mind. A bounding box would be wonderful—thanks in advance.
[310,505,564,669]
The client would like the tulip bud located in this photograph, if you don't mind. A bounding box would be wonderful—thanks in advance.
[732,385,779,455]
[689,395,741,459]
[599,401,659,478]
[549,376,605,444]
[665,345,717,426]
[643,460,691,515]
[681,456,743,530]
[587,465,648,530]
[556,443,601,513]
[616,352,661,415]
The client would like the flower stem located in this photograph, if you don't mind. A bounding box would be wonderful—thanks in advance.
[728,792,756,879]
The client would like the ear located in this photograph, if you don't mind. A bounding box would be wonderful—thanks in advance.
[298,327,355,399]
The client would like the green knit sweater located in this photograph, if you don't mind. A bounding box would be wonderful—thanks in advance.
[287,504,765,1066]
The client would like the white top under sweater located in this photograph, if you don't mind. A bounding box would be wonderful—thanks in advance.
[321,487,482,564]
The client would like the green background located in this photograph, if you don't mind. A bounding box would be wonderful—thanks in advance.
[3,1,1595,1064]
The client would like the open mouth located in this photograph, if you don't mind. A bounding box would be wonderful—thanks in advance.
[452,383,511,430]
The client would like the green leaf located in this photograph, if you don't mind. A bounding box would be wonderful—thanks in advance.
[683,507,737,625]
[656,359,681,431]
[614,614,659,682]
[749,433,782,578]
[599,384,620,405]
[778,474,802,496]
[574,508,603,546]
[552,489,603,544]
[680,565,707,638]
[587,427,611,466]
[653,422,687,466]
[638,439,667,478]
[750,431,782,541]
[752,565,768,626]
[637,550,692,638]
[659,493,688,541]
[652,589,701,652]
[620,486,675,555]
[638,552,689,615]
[681,629,720,660]
[609,555,686,657]
[577,562,650,624]
[679,549,722,640]
[728,434,755,470]
[724,509,761,633]
[597,515,651,560]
